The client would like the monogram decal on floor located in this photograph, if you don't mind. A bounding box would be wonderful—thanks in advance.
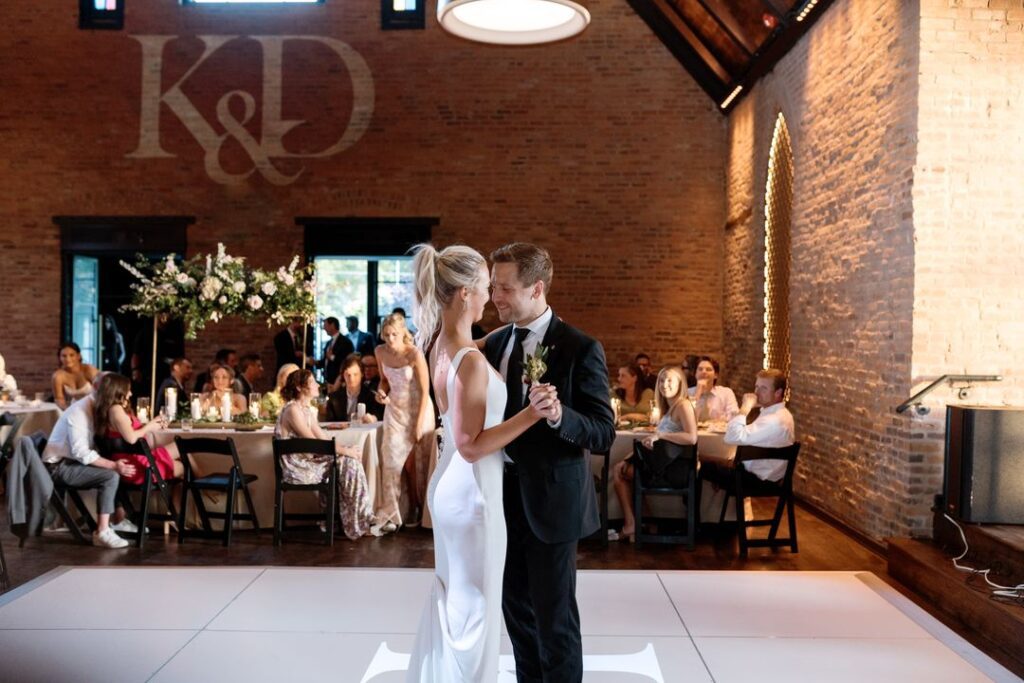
[127,35,375,185]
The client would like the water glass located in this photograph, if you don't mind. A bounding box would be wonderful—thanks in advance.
[180,418,193,432]
[249,393,262,419]
[357,402,366,420]
[34,392,45,403]
[137,397,151,423]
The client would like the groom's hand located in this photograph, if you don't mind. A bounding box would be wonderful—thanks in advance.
[528,383,562,424]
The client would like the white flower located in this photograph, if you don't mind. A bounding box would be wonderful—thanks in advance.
[283,273,295,286]
[210,311,221,323]
[200,276,223,300]
[176,273,189,284]
[261,281,277,296]
[218,295,227,305]
[164,256,177,273]
[288,256,300,272]
[232,281,246,294]
[247,295,264,310]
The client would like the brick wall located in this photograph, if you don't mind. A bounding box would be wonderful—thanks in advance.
[0,1,726,392]
[724,0,922,540]
[910,0,1024,517]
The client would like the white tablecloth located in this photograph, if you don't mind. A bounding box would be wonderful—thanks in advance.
[592,429,746,523]
[155,424,384,530]
[0,402,62,444]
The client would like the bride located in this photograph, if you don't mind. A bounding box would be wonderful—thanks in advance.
[406,244,558,682]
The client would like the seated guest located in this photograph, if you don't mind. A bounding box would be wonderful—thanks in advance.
[634,353,656,390]
[704,368,795,485]
[261,363,298,420]
[236,353,265,397]
[155,357,193,414]
[327,354,383,423]
[193,348,238,393]
[42,373,137,548]
[688,356,739,422]
[95,373,184,483]
[0,353,17,392]
[200,363,247,417]
[611,366,697,541]
[683,354,700,388]
[614,363,655,421]
[275,368,376,540]
[52,342,100,410]
[360,353,381,393]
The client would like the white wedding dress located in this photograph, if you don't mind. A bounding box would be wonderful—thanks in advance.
[406,347,507,683]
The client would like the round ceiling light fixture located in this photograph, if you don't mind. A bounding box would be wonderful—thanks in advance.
[437,0,591,46]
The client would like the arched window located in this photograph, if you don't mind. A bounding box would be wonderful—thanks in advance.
[763,113,792,382]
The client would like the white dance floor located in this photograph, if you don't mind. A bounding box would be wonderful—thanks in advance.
[0,567,1016,682]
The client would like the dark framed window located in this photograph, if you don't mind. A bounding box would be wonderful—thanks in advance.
[382,0,425,30]
[79,0,124,30]
[299,216,436,347]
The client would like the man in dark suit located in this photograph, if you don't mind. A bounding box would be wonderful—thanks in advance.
[345,315,376,357]
[325,353,385,422]
[319,317,354,388]
[484,242,615,683]
[274,320,313,372]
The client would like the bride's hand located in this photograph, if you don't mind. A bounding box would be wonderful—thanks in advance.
[527,384,559,421]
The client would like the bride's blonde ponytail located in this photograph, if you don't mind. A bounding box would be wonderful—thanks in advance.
[411,243,487,353]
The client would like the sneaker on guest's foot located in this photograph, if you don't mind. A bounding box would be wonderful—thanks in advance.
[111,518,139,534]
[93,528,130,549]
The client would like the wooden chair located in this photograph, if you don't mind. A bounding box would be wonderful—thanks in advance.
[632,440,699,549]
[717,442,801,557]
[272,437,337,546]
[174,436,259,547]
[96,436,180,548]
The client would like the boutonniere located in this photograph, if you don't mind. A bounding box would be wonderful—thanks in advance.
[523,344,550,385]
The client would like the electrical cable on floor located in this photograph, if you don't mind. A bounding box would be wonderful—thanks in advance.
[943,513,1024,600]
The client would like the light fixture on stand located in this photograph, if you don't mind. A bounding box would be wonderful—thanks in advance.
[437,0,590,45]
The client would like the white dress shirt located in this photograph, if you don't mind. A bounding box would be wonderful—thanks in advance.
[42,394,101,466]
[724,401,795,481]
[499,307,555,461]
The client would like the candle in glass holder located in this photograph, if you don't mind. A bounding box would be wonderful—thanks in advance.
[249,393,262,419]
[191,393,203,420]
[164,388,178,420]
[220,392,232,423]
[649,399,661,425]
[137,397,151,424]
[610,397,621,423]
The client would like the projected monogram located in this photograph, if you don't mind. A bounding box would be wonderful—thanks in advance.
[127,35,374,185]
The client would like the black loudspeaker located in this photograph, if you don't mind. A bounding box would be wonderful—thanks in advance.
[944,406,1024,524]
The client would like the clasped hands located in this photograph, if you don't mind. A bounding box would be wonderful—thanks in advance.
[527,383,561,423]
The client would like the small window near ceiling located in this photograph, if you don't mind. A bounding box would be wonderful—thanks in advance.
[79,0,124,30]
[383,0,425,30]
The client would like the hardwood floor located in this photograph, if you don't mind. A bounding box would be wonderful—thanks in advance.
[1,500,887,591]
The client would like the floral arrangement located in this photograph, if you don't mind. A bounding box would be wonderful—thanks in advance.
[120,244,317,339]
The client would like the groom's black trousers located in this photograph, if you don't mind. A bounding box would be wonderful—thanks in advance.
[502,466,583,683]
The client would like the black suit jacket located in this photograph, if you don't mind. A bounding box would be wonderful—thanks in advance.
[322,335,355,385]
[485,313,615,544]
[274,328,314,371]
[325,384,384,422]
[349,330,375,357]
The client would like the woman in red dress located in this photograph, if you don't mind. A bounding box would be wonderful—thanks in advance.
[93,374,183,485]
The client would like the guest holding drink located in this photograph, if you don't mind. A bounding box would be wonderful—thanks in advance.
[95,373,185,483]
[614,363,655,421]
[375,313,434,532]
[275,368,375,540]
[688,356,739,422]
[52,342,100,409]
[327,354,382,423]
[200,364,246,417]
[611,366,697,541]
[261,363,298,420]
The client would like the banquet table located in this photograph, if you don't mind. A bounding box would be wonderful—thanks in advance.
[591,428,748,524]
[154,423,385,530]
[0,401,62,444]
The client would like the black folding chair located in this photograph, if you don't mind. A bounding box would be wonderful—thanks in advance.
[96,436,180,548]
[0,412,26,486]
[272,437,337,546]
[47,477,96,546]
[633,440,699,549]
[175,436,259,546]
[717,442,801,557]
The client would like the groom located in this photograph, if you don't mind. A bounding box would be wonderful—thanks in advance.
[485,242,615,682]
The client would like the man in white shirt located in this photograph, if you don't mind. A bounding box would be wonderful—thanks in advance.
[711,368,795,483]
[42,374,137,548]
